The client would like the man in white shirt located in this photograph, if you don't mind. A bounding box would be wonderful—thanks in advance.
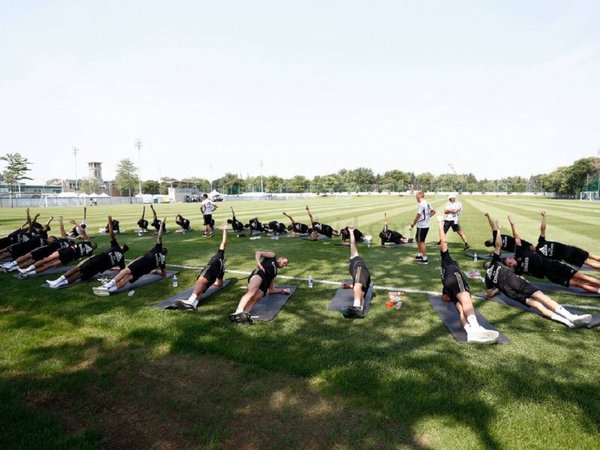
[440,193,469,250]
[201,194,218,236]
[409,191,436,264]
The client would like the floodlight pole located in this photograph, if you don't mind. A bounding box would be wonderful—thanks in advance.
[72,146,79,192]
[260,159,264,193]
[135,139,142,198]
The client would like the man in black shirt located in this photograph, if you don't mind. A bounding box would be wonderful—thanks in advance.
[150,204,166,233]
[176,222,228,311]
[483,217,591,327]
[504,216,600,294]
[306,205,338,240]
[341,225,371,319]
[100,218,168,293]
[340,226,364,244]
[436,216,499,343]
[483,212,532,252]
[283,211,309,236]
[137,206,149,232]
[227,207,245,232]
[47,216,128,288]
[379,213,412,246]
[229,250,289,324]
[175,214,191,232]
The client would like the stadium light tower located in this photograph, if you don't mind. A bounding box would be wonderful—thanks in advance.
[135,139,142,196]
[72,146,79,191]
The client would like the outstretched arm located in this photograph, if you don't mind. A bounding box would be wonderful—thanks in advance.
[150,204,157,220]
[59,217,67,238]
[383,213,388,232]
[83,206,87,223]
[540,211,547,238]
[43,216,54,231]
[141,206,146,220]
[493,221,502,255]
[348,225,359,258]
[507,215,521,247]
[79,221,90,241]
[436,215,448,253]
[305,206,315,224]
[484,212,495,230]
[230,206,236,217]
[107,215,115,240]
[219,220,228,251]
[157,217,166,244]
[283,211,295,224]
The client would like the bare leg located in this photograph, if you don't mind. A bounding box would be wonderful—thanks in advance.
[236,276,265,313]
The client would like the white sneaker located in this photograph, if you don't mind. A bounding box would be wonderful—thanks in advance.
[46,279,58,287]
[175,299,197,311]
[571,314,592,327]
[467,328,499,344]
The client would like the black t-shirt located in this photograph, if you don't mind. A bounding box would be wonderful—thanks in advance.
[176,217,190,229]
[485,253,513,290]
[514,244,552,279]
[535,236,567,260]
[256,256,278,284]
[340,227,364,242]
[74,241,96,259]
[497,234,533,252]
[149,243,166,270]
[292,222,309,233]
[105,238,126,269]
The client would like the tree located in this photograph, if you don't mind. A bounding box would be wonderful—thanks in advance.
[80,177,102,194]
[287,175,310,193]
[213,173,244,194]
[1,153,32,199]
[142,180,161,195]
[114,159,139,199]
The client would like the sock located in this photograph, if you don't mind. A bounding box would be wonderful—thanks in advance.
[464,323,472,333]
[25,264,35,273]
[108,285,117,293]
[56,275,66,283]
[105,279,116,289]
[187,293,198,303]
[56,279,68,287]
[235,308,243,314]
[353,297,362,308]
[466,314,480,329]
[551,312,573,327]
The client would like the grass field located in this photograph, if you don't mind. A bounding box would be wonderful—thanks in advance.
[1,195,600,449]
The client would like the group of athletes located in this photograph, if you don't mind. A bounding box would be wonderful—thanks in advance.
[2,191,599,341]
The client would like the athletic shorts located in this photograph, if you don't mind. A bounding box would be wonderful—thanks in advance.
[31,244,57,261]
[79,254,111,281]
[443,271,470,301]
[58,247,78,265]
[545,262,577,287]
[563,246,589,268]
[349,256,371,294]
[443,221,461,233]
[199,250,225,285]
[128,256,155,282]
[415,227,429,243]
[501,277,539,304]
[248,270,273,296]
[203,214,212,226]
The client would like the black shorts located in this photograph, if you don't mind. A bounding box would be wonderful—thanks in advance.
[443,271,470,301]
[58,247,77,265]
[203,214,212,226]
[415,227,429,243]
[563,246,589,268]
[128,256,156,282]
[501,276,539,304]
[443,221,461,233]
[248,270,273,296]
[31,245,57,261]
[79,254,111,281]
[199,251,225,285]
[349,256,371,294]
[545,262,577,287]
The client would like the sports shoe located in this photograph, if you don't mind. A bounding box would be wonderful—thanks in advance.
[341,306,365,319]
[467,328,499,344]
[416,259,429,265]
[175,299,197,311]
[414,255,423,261]
[436,241,441,245]
[571,314,592,327]
[464,243,470,250]
[229,311,253,325]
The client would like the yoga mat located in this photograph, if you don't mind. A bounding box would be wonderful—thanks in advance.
[481,291,600,329]
[382,242,415,248]
[154,279,232,309]
[286,233,308,238]
[429,295,510,344]
[41,269,119,289]
[13,265,74,280]
[92,270,178,296]
[328,279,374,314]
[528,281,600,298]
[249,285,297,321]
[464,251,493,261]
[302,234,329,241]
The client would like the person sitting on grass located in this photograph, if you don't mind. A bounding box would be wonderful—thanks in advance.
[137,206,149,232]
[379,213,413,246]
[2,217,71,272]
[175,213,191,232]
[176,222,228,310]
[340,225,372,319]
[150,204,167,234]
[533,211,600,269]
[483,212,532,252]
[306,205,338,240]
[46,216,129,288]
[483,216,591,328]
[227,207,245,232]
[229,250,289,325]
[283,211,310,236]
[99,218,168,293]
[503,215,600,294]
[435,215,499,343]
[18,220,97,277]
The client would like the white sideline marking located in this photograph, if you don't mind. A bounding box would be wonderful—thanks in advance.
[166,264,438,295]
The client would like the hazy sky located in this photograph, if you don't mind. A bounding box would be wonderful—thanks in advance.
[1,0,599,184]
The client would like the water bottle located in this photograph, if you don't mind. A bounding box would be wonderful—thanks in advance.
[308,276,314,288]
[172,275,178,288]
[473,253,478,262]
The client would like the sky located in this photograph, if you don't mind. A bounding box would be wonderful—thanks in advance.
[1,0,599,184]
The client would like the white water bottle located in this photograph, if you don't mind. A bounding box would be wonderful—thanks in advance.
[172,275,178,288]
[308,276,314,288]
[473,253,478,262]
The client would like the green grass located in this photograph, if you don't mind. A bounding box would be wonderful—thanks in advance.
[1,195,600,449]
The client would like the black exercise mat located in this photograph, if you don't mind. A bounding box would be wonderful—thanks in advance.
[429,295,510,344]
[286,233,308,238]
[13,265,74,279]
[464,251,493,261]
[41,269,120,289]
[328,279,375,314]
[482,291,600,329]
[92,270,178,296]
[302,234,329,241]
[382,242,416,248]
[528,281,600,297]
[154,279,232,309]
[249,285,297,321]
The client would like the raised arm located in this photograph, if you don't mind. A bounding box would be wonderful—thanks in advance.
[436,215,448,253]
[383,213,389,232]
[141,206,146,220]
[219,220,228,251]
[83,206,87,223]
[540,211,547,238]
[107,215,115,240]
[150,204,157,220]
[283,211,294,224]
[484,212,495,230]
[43,216,54,231]
[507,215,521,247]
[305,206,315,224]
[79,220,90,241]
[348,225,359,258]
[493,221,502,255]
[157,217,166,244]
[230,206,236,217]
[59,216,67,238]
